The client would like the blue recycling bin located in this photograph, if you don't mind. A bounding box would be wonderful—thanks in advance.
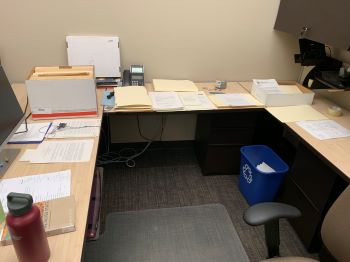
[238,145,289,205]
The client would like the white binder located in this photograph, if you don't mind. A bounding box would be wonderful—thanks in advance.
[66,35,121,78]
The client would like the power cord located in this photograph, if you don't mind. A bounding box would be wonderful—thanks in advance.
[97,141,152,168]
[14,96,30,135]
[136,113,167,141]
[98,114,166,168]
[46,123,100,137]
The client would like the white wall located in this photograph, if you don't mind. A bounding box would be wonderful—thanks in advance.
[0,0,303,142]
[0,0,299,83]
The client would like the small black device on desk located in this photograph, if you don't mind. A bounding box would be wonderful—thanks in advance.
[122,65,144,86]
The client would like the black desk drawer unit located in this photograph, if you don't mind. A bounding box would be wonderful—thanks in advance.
[195,111,259,175]
[278,141,347,252]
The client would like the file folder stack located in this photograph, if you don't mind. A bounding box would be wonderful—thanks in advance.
[114,86,152,110]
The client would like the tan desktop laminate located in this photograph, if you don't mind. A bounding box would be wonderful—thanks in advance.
[102,81,262,113]
[0,84,103,262]
[239,81,350,181]
[287,96,350,180]
[105,81,350,178]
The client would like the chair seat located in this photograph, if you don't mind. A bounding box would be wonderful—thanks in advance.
[261,256,318,262]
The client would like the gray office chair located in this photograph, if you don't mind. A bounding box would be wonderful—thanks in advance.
[243,185,350,261]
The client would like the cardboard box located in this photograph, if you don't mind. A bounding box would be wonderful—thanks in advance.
[251,80,315,107]
[25,66,97,119]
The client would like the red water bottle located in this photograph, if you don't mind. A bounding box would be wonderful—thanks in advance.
[6,192,50,262]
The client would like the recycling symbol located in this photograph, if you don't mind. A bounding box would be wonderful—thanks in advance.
[242,164,253,184]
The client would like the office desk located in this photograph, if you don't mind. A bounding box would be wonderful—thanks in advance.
[102,81,350,251]
[0,84,103,262]
[239,81,350,181]
[240,81,350,250]
[101,82,350,180]
[102,81,261,113]
[2,82,349,259]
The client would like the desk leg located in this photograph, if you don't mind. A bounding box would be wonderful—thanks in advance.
[98,114,111,156]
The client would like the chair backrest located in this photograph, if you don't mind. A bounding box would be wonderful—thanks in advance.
[321,185,350,261]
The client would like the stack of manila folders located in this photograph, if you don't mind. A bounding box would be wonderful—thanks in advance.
[114,79,262,111]
[114,80,215,111]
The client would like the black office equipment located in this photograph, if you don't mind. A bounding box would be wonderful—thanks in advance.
[122,70,131,86]
[0,66,25,176]
[122,65,144,86]
[294,39,326,66]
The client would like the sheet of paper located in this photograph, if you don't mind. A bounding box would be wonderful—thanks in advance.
[252,79,282,94]
[178,92,201,106]
[46,119,101,138]
[114,86,152,108]
[267,105,328,123]
[207,95,229,108]
[153,79,198,92]
[29,139,94,163]
[256,162,276,173]
[296,120,350,140]
[149,92,183,111]
[9,122,52,144]
[215,93,261,106]
[0,170,71,213]
[19,149,37,161]
[181,91,216,110]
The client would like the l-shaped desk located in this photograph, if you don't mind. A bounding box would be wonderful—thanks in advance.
[1,82,350,260]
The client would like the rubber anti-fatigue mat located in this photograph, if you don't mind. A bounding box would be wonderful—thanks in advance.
[83,204,249,262]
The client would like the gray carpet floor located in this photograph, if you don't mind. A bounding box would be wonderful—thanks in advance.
[84,204,250,262]
[84,145,318,262]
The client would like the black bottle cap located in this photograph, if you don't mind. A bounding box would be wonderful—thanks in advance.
[7,192,33,217]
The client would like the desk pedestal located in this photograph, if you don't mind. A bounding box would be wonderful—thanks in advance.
[195,110,261,175]
[278,132,347,252]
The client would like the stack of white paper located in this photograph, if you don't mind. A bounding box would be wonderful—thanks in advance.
[178,92,201,106]
[252,79,282,94]
[149,92,184,111]
[22,139,94,163]
[179,91,216,110]
[296,120,350,140]
[215,93,261,107]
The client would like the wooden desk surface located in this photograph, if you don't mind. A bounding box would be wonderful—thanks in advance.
[0,84,103,262]
[239,81,350,181]
[103,81,350,181]
[101,82,262,113]
[286,96,350,181]
[3,82,350,261]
